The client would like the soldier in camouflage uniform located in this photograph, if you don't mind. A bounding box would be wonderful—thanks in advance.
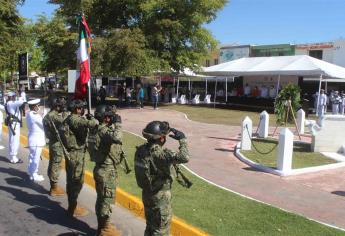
[62,99,98,217]
[90,105,123,236]
[43,97,68,196]
[135,121,189,236]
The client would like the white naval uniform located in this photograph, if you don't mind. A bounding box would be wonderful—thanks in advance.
[0,110,3,142]
[26,110,45,178]
[331,95,341,115]
[6,100,24,162]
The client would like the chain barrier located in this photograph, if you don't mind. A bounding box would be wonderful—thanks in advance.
[244,124,278,155]
[254,114,263,135]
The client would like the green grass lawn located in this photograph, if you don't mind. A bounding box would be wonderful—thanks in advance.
[85,132,344,236]
[162,104,279,127]
[241,139,336,169]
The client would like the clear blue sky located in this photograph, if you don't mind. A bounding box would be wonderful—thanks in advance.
[19,0,345,45]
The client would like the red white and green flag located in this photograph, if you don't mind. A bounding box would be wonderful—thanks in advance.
[75,15,92,99]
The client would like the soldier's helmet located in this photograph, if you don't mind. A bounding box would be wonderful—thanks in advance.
[142,121,170,140]
[51,97,65,108]
[68,99,86,111]
[94,105,114,122]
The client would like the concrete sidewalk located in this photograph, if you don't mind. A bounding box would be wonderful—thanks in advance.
[119,107,345,230]
[0,133,145,235]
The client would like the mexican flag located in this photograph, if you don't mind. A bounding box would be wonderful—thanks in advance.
[75,16,92,99]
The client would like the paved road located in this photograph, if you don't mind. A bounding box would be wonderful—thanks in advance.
[0,132,145,236]
[119,107,345,230]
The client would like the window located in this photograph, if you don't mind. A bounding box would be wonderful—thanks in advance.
[214,58,219,65]
[309,50,323,59]
[206,59,210,67]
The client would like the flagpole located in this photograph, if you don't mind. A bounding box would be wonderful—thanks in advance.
[87,59,91,114]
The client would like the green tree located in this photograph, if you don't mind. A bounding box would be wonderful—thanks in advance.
[49,0,227,75]
[33,14,78,75]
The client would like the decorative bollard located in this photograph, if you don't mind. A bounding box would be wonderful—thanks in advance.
[277,128,293,175]
[258,110,269,138]
[241,116,252,150]
[297,109,305,135]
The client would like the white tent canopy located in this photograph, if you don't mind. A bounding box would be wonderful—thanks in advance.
[202,55,345,80]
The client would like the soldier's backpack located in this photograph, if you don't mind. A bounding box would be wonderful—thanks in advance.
[59,115,78,151]
[134,144,166,192]
[87,126,101,162]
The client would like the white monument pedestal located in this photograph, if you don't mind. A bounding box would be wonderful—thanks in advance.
[312,115,345,152]
[241,116,252,150]
[297,109,305,135]
[277,128,293,174]
[258,110,269,138]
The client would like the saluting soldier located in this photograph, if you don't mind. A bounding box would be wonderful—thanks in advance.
[90,105,123,236]
[43,97,68,195]
[5,91,25,163]
[26,99,45,182]
[62,99,98,217]
[134,121,190,236]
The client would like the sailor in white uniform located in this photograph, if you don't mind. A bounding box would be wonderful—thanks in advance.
[0,105,4,150]
[6,91,25,163]
[26,99,45,182]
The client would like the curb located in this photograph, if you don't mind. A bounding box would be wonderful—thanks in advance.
[4,126,209,236]
[235,141,345,176]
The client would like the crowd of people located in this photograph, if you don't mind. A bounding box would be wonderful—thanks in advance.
[313,89,345,116]
[3,91,190,236]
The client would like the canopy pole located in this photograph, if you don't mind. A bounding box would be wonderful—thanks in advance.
[205,78,208,95]
[276,74,281,96]
[214,78,217,108]
[188,78,191,101]
[225,77,228,103]
[176,77,180,98]
[316,74,322,117]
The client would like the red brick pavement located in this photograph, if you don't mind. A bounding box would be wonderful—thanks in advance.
[118,107,345,230]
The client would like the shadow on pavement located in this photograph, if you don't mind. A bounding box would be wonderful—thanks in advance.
[332,191,345,197]
[0,155,10,163]
[215,148,234,152]
[208,136,240,141]
[0,166,30,179]
[6,177,49,194]
[0,185,95,235]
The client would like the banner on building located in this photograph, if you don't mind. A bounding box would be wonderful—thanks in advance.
[18,53,28,81]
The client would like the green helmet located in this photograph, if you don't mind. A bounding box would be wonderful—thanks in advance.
[68,99,86,111]
[142,121,170,140]
[94,105,114,122]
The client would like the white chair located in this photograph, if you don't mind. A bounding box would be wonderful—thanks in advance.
[171,96,177,103]
[178,95,187,104]
[204,94,211,104]
[192,94,200,104]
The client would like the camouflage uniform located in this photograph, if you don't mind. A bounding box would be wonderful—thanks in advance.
[64,113,98,209]
[43,110,67,186]
[135,138,189,236]
[91,123,122,230]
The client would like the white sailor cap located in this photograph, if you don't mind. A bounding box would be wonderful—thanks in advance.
[27,99,40,105]
[7,91,16,97]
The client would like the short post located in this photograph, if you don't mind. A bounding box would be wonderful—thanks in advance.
[258,110,269,138]
[241,116,252,150]
[277,128,293,174]
[297,109,305,135]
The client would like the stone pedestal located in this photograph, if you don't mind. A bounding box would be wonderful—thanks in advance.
[241,116,252,150]
[277,128,293,174]
[297,109,305,135]
[258,110,269,138]
[312,115,345,152]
